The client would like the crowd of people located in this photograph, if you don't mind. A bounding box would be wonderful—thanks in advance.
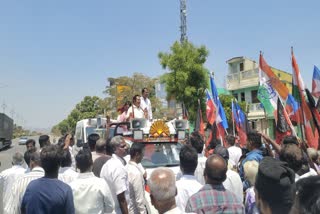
[0,129,319,214]
[0,87,320,214]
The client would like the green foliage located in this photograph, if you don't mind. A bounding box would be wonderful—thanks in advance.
[219,94,247,129]
[52,96,102,135]
[158,41,209,122]
[13,125,41,138]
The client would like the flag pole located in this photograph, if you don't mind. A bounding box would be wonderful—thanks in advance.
[292,47,306,141]
[232,99,235,136]
[279,95,298,138]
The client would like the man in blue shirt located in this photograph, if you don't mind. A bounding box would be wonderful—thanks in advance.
[239,131,264,189]
[21,145,75,214]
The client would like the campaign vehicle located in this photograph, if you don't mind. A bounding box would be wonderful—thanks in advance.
[109,118,189,213]
[74,117,107,145]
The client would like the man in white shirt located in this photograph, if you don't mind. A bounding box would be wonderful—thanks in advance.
[189,131,207,185]
[126,95,146,120]
[175,145,202,211]
[100,136,129,214]
[126,143,147,214]
[140,88,152,121]
[70,148,114,214]
[226,135,242,169]
[148,168,182,214]
[0,152,25,213]
[214,146,243,202]
[58,150,78,184]
[5,151,44,214]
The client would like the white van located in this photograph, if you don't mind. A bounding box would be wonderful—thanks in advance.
[73,117,107,156]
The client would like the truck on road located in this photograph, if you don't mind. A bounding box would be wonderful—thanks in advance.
[0,113,14,150]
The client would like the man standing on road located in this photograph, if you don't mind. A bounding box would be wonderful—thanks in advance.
[175,145,202,211]
[38,135,50,151]
[25,139,36,152]
[0,152,25,214]
[126,143,147,214]
[5,151,44,214]
[70,149,114,214]
[148,167,181,213]
[140,88,152,121]
[185,154,244,213]
[21,145,75,214]
[100,136,129,214]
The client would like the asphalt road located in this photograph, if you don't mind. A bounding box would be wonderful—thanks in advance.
[0,136,39,172]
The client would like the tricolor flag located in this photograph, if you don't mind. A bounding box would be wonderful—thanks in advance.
[312,65,320,98]
[292,50,319,149]
[257,69,278,118]
[259,53,289,100]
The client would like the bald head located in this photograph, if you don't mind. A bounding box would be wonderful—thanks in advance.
[148,167,176,201]
[204,154,227,184]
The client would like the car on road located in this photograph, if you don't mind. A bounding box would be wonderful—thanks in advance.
[18,136,28,145]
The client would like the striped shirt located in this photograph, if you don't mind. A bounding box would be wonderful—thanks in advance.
[4,166,44,214]
[0,165,26,214]
[185,184,244,214]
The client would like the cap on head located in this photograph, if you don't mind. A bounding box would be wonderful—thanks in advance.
[255,157,295,212]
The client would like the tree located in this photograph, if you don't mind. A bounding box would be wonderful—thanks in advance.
[158,41,210,122]
[53,96,103,135]
[103,73,161,118]
[219,94,247,132]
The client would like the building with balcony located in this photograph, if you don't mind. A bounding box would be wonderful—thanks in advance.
[226,56,292,138]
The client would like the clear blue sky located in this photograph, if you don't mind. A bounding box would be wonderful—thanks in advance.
[0,0,319,129]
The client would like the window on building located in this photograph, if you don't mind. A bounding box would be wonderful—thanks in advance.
[251,120,257,130]
[251,90,259,103]
[241,92,245,102]
[232,93,238,100]
[240,62,244,71]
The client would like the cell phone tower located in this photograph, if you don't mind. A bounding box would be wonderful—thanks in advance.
[180,0,187,43]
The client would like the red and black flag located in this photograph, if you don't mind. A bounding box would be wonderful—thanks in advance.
[276,98,292,144]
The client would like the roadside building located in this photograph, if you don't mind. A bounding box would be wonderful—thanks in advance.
[226,56,292,138]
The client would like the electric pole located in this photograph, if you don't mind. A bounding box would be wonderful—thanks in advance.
[180,0,187,43]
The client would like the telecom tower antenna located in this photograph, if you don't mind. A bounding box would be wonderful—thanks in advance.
[180,0,187,43]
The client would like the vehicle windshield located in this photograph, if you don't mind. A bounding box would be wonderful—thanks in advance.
[141,142,182,168]
[85,127,106,140]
